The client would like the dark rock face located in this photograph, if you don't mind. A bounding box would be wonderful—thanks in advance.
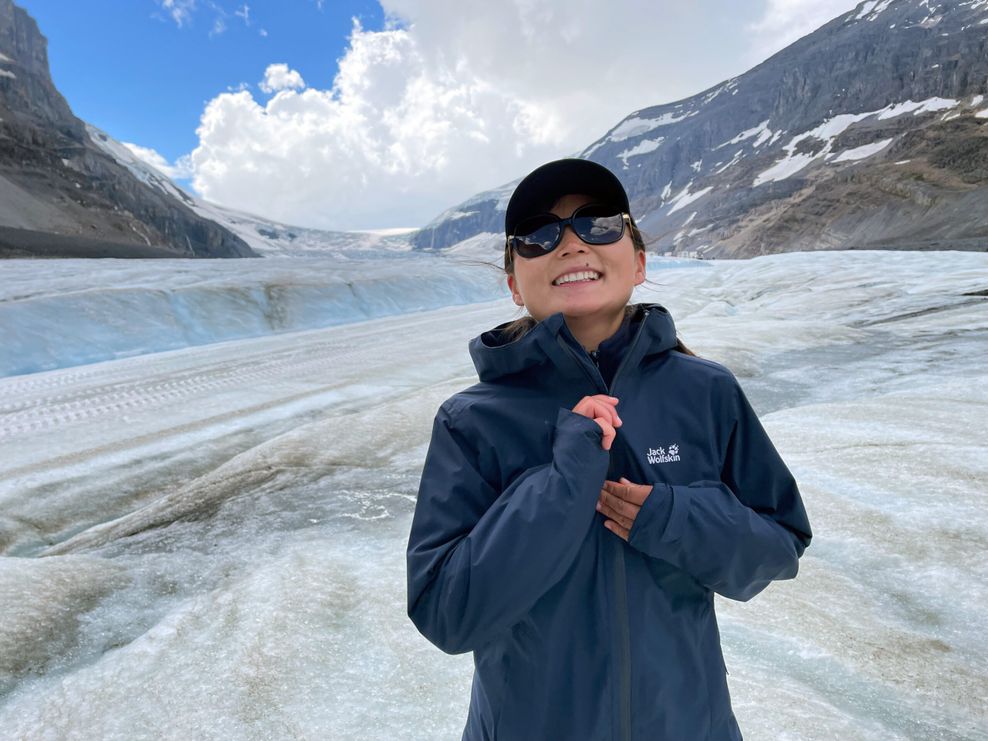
[0,0,255,258]
[415,0,988,257]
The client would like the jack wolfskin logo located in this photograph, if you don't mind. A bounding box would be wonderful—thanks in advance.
[646,443,680,464]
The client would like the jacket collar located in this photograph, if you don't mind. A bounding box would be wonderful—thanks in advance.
[469,303,679,384]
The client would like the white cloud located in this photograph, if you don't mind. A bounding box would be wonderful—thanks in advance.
[747,0,861,61]
[184,0,862,230]
[258,63,305,94]
[159,0,197,28]
[123,142,192,180]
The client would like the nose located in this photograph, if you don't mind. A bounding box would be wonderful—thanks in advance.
[556,225,588,257]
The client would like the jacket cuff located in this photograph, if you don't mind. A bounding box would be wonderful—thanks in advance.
[554,407,605,445]
[628,483,692,552]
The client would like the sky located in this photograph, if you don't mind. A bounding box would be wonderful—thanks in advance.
[18,0,862,231]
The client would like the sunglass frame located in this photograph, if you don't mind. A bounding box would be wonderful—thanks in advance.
[508,205,631,259]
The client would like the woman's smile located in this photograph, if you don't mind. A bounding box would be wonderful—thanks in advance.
[552,269,603,286]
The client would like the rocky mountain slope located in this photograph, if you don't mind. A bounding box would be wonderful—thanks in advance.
[0,0,254,258]
[85,124,415,258]
[413,0,988,258]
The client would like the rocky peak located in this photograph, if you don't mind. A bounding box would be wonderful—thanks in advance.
[0,0,81,134]
[0,0,255,258]
[414,0,988,257]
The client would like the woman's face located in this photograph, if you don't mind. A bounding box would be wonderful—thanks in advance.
[507,193,646,323]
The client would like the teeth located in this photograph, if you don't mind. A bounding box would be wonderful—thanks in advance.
[554,271,601,286]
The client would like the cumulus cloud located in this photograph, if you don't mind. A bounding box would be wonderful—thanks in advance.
[184,0,860,230]
[747,0,860,61]
[258,63,306,94]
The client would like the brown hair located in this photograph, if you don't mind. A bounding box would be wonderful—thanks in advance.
[501,215,697,356]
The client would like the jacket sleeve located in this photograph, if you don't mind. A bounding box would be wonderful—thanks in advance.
[627,375,812,602]
[406,403,610,654]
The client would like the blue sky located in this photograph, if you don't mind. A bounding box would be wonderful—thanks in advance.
[19,0,384,162]
[13,0,859,230]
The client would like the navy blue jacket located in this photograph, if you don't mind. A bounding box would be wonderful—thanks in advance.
[407,304,812,740]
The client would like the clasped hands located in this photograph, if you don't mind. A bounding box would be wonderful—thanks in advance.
[572,394,654,541]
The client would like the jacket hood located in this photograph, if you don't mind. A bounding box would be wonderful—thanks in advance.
[469,303,679,383]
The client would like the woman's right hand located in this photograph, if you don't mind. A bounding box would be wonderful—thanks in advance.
[571,395,622,450]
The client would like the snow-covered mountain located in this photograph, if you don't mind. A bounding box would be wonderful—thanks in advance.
[86,126,414,258]
[413,0,988,258]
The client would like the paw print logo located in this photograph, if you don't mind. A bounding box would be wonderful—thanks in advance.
[668,444,679,456]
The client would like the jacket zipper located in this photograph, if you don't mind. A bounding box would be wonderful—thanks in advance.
[606,310,647,741]
[560,311,650,741]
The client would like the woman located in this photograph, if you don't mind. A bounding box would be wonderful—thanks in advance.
[406,158,812,740]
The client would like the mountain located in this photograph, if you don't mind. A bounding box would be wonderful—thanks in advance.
[85,124,415,258]
[412,0,988,258]
[0,0,254,258]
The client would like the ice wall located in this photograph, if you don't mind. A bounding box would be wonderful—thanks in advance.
[0,254,508,377]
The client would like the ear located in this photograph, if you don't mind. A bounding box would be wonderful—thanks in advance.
[507,273,526,307]
[633,249,646,286]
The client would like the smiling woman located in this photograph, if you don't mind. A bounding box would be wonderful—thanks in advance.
[406,158,813,740]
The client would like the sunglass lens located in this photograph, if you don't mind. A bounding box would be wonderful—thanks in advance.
[512,214,561,258]
[572,205,624,244]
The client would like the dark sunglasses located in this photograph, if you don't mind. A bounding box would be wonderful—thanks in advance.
[508,204,630,259]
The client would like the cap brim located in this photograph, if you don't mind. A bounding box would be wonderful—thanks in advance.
[505,159,630,237]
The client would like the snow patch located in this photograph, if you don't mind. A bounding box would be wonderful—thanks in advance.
[856,0,893,20]
[754,97,963,184]
[608,111,696,142]
[878,98,958,119]
[976,109,988,119]
[0,69,16,80]
[617,137,664,167]
[714,151,744,175]
[829,138,894,163]
[754,153,818,186]
[667,185,713,215]
[753,111,877,186]
[440,211,477,222]
[716,120,774,151]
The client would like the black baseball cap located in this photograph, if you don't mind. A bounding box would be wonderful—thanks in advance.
[504,158,631,237]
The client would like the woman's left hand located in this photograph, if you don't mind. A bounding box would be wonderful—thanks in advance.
[597,477,653,541]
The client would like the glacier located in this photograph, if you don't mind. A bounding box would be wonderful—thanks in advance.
[0,249,986,740]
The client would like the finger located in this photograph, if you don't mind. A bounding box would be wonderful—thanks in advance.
[596,498,635,530]
[604,479,651,506]
[598,488,640,522]
[594,417,615,450]
[602,479,634,502]
[588,400,622,427]
[603,519,630,542]
[573,396,619,422]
